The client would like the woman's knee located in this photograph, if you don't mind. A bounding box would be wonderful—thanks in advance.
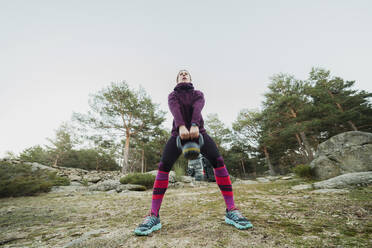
[158,161,172,172]
[209,156,225,168]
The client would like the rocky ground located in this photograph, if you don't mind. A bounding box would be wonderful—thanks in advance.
[1,176,371,248]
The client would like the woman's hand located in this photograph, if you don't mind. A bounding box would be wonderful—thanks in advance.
[190,125,199,139]
[179,125,190,140]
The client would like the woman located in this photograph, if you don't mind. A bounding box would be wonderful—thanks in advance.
[134,70,253,236]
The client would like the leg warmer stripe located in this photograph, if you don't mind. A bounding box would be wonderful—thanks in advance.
[150,163,169,216]
[214,160,235,211]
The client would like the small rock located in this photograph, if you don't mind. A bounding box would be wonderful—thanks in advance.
[69,175,82,182]
[70,232,83,237]
[173,182,184,188]
[181,176,193,183]
[303,235,320,240]
[291,184,312,190]
[234,179,257,185]
[268,176,282,181]
[256,177,270,183]
[85,175,101,183]
[51,186,88,193]
[70,181,83,186]
[121,184,147,191]
[311,189,350,194]
[281,176,293,180]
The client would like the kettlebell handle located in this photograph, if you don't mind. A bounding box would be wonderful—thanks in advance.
[176,135,204,150]
[198,134,204,148]
[176,136,182,150]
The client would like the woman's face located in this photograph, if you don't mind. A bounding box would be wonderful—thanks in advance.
[177,70,191,83]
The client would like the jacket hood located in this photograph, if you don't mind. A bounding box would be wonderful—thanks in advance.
[174,82,194,92]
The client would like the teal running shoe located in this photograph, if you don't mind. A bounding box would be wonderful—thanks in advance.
[134,214,162,236]
[225,208,253,230]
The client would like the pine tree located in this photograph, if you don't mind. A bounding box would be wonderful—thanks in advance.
[306,67,372,140]
[73,82,165,173]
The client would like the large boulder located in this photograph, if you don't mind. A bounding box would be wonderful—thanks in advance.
[84,174,101,183]
[88,179,146,192]
[310,131,372,180]
[24,162,58,172]
[116,184,147,192]
[313,172,372,189]
[88,179,121,191]
[50,185,88,193]
[291,172,372,191]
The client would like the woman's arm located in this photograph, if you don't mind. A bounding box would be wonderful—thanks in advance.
[191,90,205,126]
[168,92,185,129]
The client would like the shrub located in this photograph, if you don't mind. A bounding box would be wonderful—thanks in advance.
[19,145,51,165]
[174,162,185,182]
[0,162,70,198]
[48,172,71,186]
[81,178,89,187]
[60,149,120,171]
[19,146,120,171]
[291,164,313,178]
[120,173,155,189]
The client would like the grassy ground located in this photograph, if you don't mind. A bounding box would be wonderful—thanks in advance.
[0,179,371,248]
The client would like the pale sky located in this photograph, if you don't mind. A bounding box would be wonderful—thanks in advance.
[1,0,372,155]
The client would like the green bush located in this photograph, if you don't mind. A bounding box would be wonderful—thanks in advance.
[48,172,71,186]
[60,149,120,171]
[120,173,155,189]
[174,162,185,182]
[81,178,89,187]
[19,145,51,165]
[19,145,120,171]
[291,164,313,178]
[0,162,70,198]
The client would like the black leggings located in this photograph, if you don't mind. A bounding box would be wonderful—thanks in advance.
[158,133,222,172]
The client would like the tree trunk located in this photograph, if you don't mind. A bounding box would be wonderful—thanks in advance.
[141,149,144,173]
[240,159,246,178]
[347,121,358,131]
[253,161,257,178]
[290,108,313,162]
[52,154,60,167]
[263,146,275,176]
[121,133,130,174]
[299,131,314,161]
[295,133,307,157]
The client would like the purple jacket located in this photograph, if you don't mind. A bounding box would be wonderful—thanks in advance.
[168,82,206,137]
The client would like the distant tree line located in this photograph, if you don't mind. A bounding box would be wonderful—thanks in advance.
[15,67,372,176]
[19,123,120,171]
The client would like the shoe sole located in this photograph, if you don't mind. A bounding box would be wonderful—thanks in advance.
[225,217,253,230]
[134,223,162,236]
